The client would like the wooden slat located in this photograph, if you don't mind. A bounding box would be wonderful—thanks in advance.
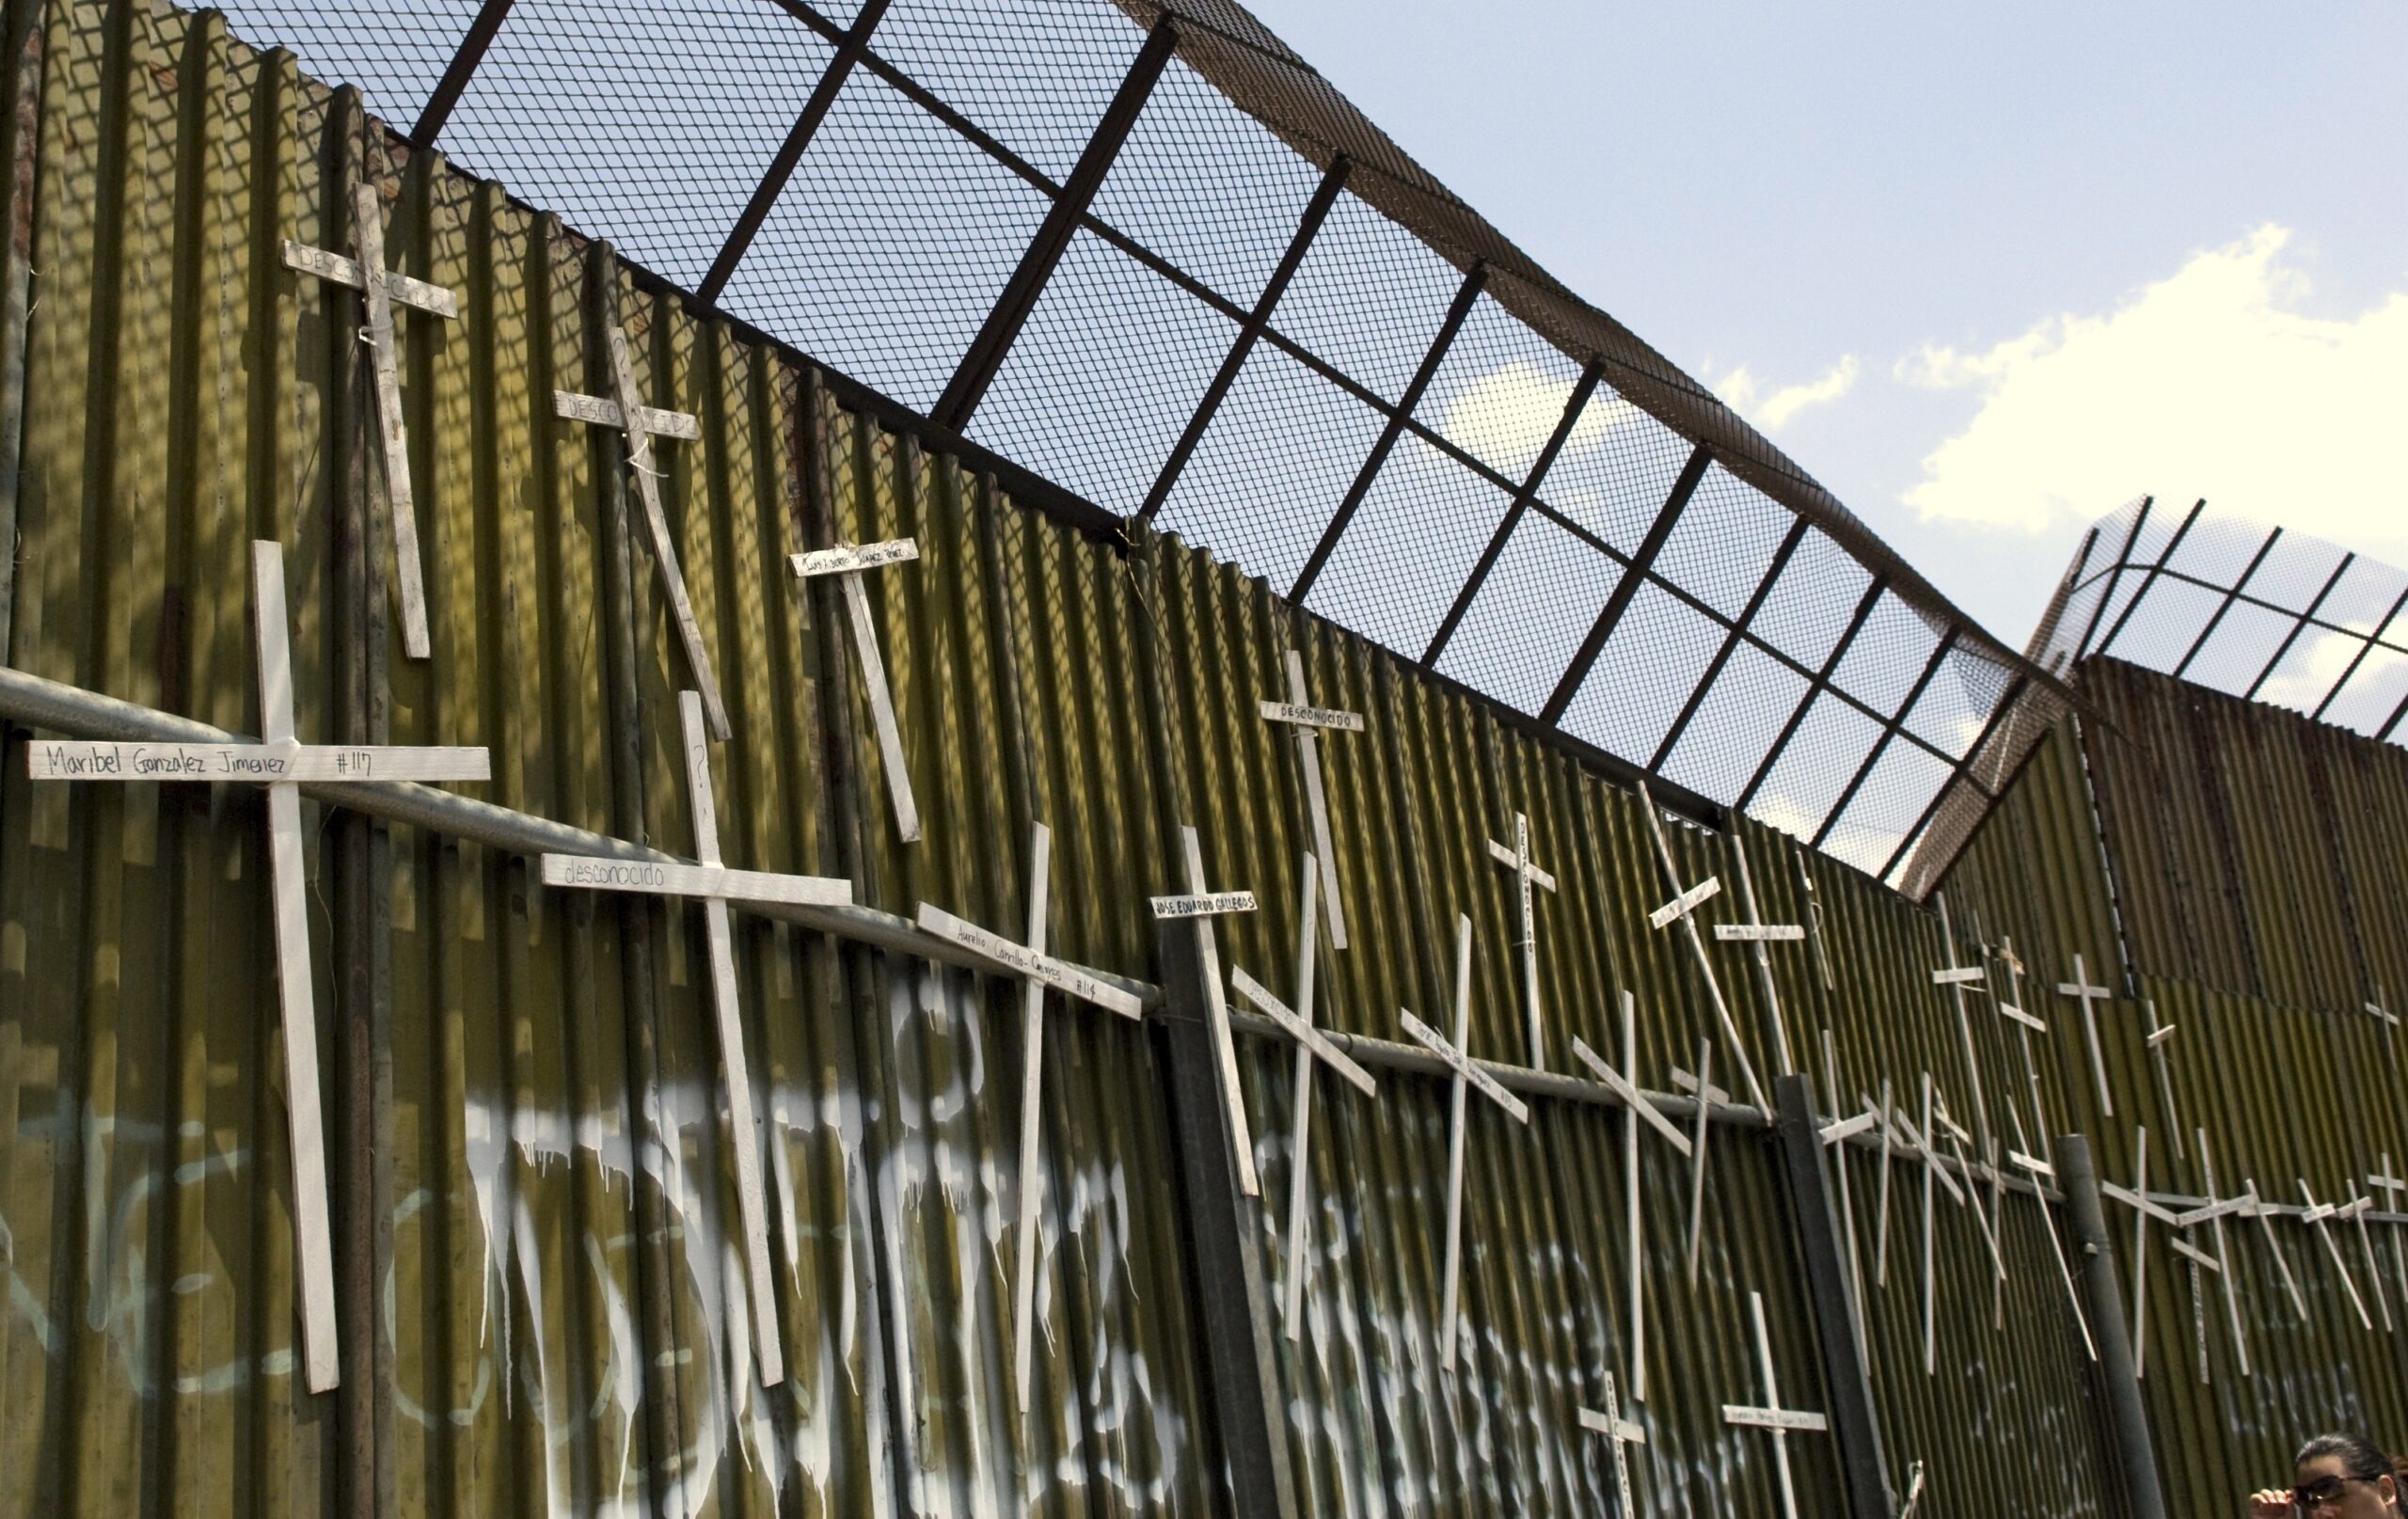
[27,739,489,782]
[550,388,702,439]
[603,324,731,740]
[280,239,460,318]
[537,853,852,906]
[351,184,433,659]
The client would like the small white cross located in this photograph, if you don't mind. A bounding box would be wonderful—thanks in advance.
[2004,1107,2097,1361]
[555,322,732,740]
[1486,812,1556,1069]
[541,689,853,1387]
[1261,650,1361,950]
[916,821,1144,1410]
[793,538,923,842]
[1153,826,1262,1196]
[1401,913,1529,1371]
[1636,781,1767,1111]
[28,541,490,1392]
[1995,935,2054,1145]
[282,185,458,660]
[2141,999,2184,1159]
[1722,1290,1830,1519]
[2298,1178,2374,1330]
[1577,1370,1646,1519]
[1572,992,1687,1402]
[1228,854,1377,1341]
[1718,832,1802,1078]
[1933,894,1992,1167]
[2098,1128,2178,1377]
[1672,1048,1728,1285]
[1866,1079,1896,1290]
[2054,954,2116,1118]
[2370,987,2400,1066]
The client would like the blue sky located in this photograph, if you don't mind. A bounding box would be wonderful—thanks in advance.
[1244,0,2408,644]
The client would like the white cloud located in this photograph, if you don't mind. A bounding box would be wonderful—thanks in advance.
[1900,226,2408,560]
[1714,356,1861,432]
[1436,360,1645,476]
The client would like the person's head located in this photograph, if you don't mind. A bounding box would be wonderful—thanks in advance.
[2292,1434,2398,1518]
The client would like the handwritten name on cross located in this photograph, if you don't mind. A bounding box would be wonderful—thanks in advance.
[1572,991,1688,1402]
[2298,1179,2375,1331]
[1717,832,1802,1077]
[1637,782,1767,1111]
[2055,954,2117,1118]
[1152,825,1261,1195]
[1722,1290,1830,1519]
[1486,812,1555,1069]
[1671,1048,1727,1284]
[1228,854,1377,1340]
[1260,650,1360,949]
[555,323,732,740]
[2004,1108,2097,1361]
[916,822,1143,1410]
[28,541,491,1392]
[2099,1127,2178,1377]
[1401,913,1529,1371]
[539,690,852,1387]
[281,185,458,660]
[1577,1371,1646,1519]
[794,539,922,842]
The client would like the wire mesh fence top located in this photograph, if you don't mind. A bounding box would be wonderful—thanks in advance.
[203,0,2059,887]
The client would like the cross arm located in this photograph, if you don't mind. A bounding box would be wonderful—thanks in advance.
[1577,1406,1647,1444]
[915,903,1145,1019]
[1570,1036,1691,1155]
[553,389,703,439]
[540,853,852,908]
[1230,966,1376,1097]
[2099,1180,2179,1226]
[1485,836,1559,891]
[28,738,489,783]
[1261,699,1365,733]
[1648,876,1720,928]
[793,538,920,578]
[1400,1008,1530,1124]
[281,241,460,319]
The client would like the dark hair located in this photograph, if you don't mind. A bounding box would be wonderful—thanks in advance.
[2298,1434,2393,1484]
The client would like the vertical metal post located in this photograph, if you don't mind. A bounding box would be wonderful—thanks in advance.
[1773,1075,1890,1519]
[1155,918,1302,1519]
[1539,442,1712,726]
[2052,1133,2171,1519]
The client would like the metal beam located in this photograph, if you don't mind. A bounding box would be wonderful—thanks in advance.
[2243,550,2353,701]
[1772,1077,1891,1519]
[699,0,892,304]
[2092,498,2205,660]
[2052,1134,2171,1519]
[2380,688,2408,744]
[1874,671,2028,883]
[2069,498,2155,661]
[1420,360,1604,665]
[1538,443,1711,726]
[1646,514,1810,772]
[931,20,1180,432]
[1136,158,1349,524]
[1154,918,1302,1519]
[1288,264,1488,604]
[2170,525,2281,680]
[1809,625,1960,851]
[411,0,517,146]
[2314,584,2408,721]
[1735,578,1886,814]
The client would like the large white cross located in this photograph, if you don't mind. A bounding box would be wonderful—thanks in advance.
[1722,1290,1830,1519]
[915,821,1144,1410]
[1152,825,1261,1195]
[28,541,491,1392]
[540,690,852,1387]
[1717,831,1803,1077]
[2298,1179,2375,1331]
[2004,1108,2097,1361]
[2055,954,2117,1118]
[1577,1370,1647,1519]
[282,185,457,660]
[1228,853,1377,1340]
[1261,649,1360,950]
[1401,912,1530,1371]
[1486,811,1555,1069]
[1636,781,1767,1111]
[793,539,922,843]
[555,323,732,741]
[1572,991,1690,1402]
[1671,1048,1727,1284]
[2099,1127,2178,1377]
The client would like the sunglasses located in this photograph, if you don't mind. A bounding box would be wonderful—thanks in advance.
[2293,1476,2376,1512]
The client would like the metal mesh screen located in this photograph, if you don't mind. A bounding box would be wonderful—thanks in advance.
[204,0,2065,888]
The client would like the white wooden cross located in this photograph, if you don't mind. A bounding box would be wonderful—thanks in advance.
[1261,650,1360,950]
[2141,999,2184,1159]
[2370,1154,2408,1317]
[1994,935,2055,1147]
[540,689,852,1387]
[793,538,922,842]
[1636,781,1767,1111]
[1818,1029,1871,1349]
[2099,1127,2178,1377]
[1486,811,1555,1069]
[2346,1184,2394,1334]
[2185,1131,2251,1374]
[1577,1370,1647,1519]
[1899,1461,1928,1519]
[1867,1079,1895,1289]
[28,541,491,1392]
[282,185,458,660]
[2297,1179,2375,1331]
[1903,1074,1967,1373]
[1932,894,1992,1166]
[1717,832,1802,1077]
[2368,986,2400,1066]
[2056,954,2117,1118]
[2004,1107,2097,1361]
[915,822,1145,1410]
[1153,825,1262,1195]
[1572,991,1690,1402]
[556,323,732,741]
[1671,1047,1725,1284]
[1401,913,1530,1370]
[2242,1179,2311,1321]
[1722,1290,1830,1519]
[1228,854,1377,1340]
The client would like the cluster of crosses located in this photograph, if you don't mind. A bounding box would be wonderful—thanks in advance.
[27,190,2408,1519]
